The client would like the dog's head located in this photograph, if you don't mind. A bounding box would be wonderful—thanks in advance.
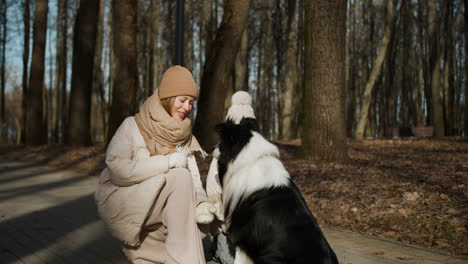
[215,118,259,184]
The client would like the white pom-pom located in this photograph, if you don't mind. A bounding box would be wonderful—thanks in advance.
[231,91,252,106]
[226,91,255,124]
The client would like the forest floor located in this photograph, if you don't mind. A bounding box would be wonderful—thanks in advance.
[0,137,467,256]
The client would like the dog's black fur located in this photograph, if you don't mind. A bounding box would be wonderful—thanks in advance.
[215,118,338,264]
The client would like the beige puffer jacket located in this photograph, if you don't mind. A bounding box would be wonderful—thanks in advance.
[94,117,207,246]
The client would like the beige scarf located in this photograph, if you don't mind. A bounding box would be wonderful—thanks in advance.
[134,90,206,158]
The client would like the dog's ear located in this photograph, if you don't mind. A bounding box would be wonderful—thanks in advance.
[215,120,234,136]
[239,118,259,132]
[215,121,237,145]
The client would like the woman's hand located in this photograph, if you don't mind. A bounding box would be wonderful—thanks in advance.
[195,201,217,224]
[168,152,188,168]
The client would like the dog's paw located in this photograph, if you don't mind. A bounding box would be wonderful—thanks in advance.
[168,152,188,168]
[196,202,216,224]
[234,247,254,264]
[212,147,220,159]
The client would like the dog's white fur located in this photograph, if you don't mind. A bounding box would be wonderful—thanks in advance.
[234,247,254,264]
[222,132,290,224]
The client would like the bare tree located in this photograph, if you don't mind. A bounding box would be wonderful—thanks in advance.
[428,0,445,136]
[415,0,426,127]
[193,0,252,151]
[91,0,106,142]
[25,0,48,145]
[66,0,100,145]
[21,0,31,143]
[442,1,453,135]
[52,0,65,143]
[301,0,348,161]
[151,0,160,92]
[60,0,69,143]
[184,0,193,71]
[0,0,7,140]
[465,0,468,136]
[234,28,248,92]
[280,0,298,140]
[107,0,139,142]
[355,0,395,139]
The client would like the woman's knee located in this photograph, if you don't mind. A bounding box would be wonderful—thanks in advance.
[167,168,192,188]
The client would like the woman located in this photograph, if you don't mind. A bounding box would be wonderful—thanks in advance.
[95,66,217,264]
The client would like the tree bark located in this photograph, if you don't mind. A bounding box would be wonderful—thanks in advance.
[0,0,7,140]
[234,28,248,92]
[415,0,426,127]
[464,0,468,136]
[66,0,99,145]
[184,0,193,71]
[53,0,63,143]
[151,0,160,92]
[400,0,411,128]
[355,0,395,140]
[200,0,213,73]
[346,0,356,137]
[92,0,105,143]
[442,1,453,135]
[193,0,252,151]
[280,0,298,141]
[107,0,138,143]
[25,0,48,145]
[301,0,348,161]
[262,3,274,139]
[21,0,30,144]
[428,0,445,136]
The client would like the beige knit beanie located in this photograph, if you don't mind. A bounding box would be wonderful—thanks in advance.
[158,65,198,99]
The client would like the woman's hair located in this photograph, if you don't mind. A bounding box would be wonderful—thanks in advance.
[160,96,176,114]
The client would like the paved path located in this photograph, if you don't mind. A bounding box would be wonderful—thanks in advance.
[0,159,466,264]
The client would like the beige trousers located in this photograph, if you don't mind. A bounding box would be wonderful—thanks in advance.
[122,168,206,264]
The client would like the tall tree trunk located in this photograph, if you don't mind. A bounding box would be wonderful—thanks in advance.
[151,0,160,92]
[106,7,113,142]
[0,0,7,140]
[280,0,298,140]
[92,0,105,143]
[66,0,99,145]
[255,28,264,133]
[384,30,397,137]
[53,0,65,143]
[108,0,138,143]
[273,0,283,139]
[442,35,449,135]
[184,0,193,71]
[464,0,468,136]
[428,0,445,136]
[60,0,68,143]
[355,0,395,140]
[21,0,31,144]
[262,3,274,139]
[293,0,304,139]
[200,0,213,72]
[25,0,48,145]
[415,0,426,127]
[346,0,356,137]
[400,0,410,128]
[193,0,252,151]
[442,1,453,135]
[164,0,175,69]
[302,0,348,161]
[234,28,248,92]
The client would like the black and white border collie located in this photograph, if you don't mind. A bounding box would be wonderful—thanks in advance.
[215,118,339,264]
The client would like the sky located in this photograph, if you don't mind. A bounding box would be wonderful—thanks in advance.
[4,1,60,91]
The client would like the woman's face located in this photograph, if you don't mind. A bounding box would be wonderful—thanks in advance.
[170,95,195,121]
